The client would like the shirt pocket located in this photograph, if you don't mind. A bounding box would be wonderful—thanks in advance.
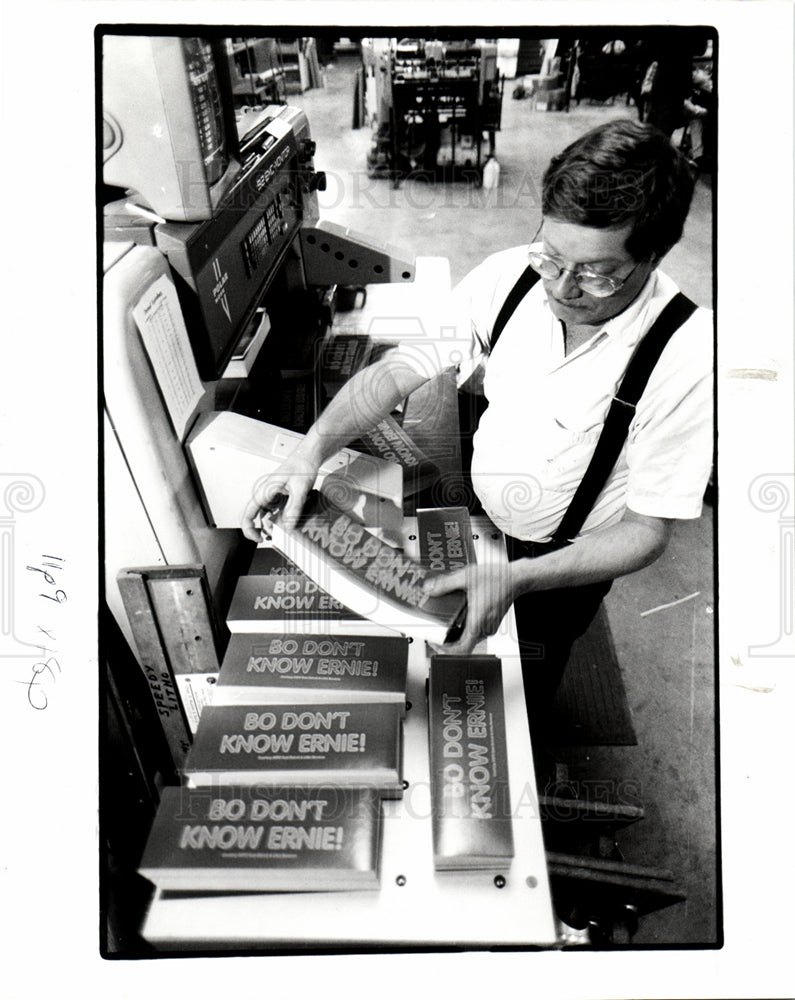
[552,412,604,441]
[551,365,617,436]
[545,417,604,484]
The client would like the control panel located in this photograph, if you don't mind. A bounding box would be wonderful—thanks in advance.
[153,105,323,380]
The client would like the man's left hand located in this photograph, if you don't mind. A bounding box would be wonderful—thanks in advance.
[424,563,517,655]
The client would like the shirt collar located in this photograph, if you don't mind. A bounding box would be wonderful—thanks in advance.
[600,268,663,347]
[542,268,663,355]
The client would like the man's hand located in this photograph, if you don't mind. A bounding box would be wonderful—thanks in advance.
[240,353,432,543]
[424,563,518,655]
[241,452,319,542]
[421,509,674,654]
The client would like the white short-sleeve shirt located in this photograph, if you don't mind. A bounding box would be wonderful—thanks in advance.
[393,245,714,542]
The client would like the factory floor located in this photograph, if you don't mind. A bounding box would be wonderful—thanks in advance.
[292,52,717,946]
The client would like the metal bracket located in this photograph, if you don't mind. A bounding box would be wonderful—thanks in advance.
[116,565,225,770]
[299,220,416,286]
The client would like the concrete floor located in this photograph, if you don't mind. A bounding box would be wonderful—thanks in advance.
[294,51,717,946]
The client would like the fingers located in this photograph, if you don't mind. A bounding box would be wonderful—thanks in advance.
[448,600,497,654]
[240,477,281,542]
[241,515,263,543]
[240,468,312,541]
[280,482,309,531]
[436,627,481,657]
[428,565,512,655]
[427,594,489,658]
[427,637,477,657]
[434,605,494,655]
[423,568,467,597]
[241,493,269,542]
[423,571,478,652]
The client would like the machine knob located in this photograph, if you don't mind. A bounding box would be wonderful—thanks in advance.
[299,139,317,163]
[309,171,327,193]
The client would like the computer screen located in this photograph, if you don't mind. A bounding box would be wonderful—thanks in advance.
[102,34,240,222]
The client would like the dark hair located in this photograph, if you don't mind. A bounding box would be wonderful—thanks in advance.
[541,119,696,261]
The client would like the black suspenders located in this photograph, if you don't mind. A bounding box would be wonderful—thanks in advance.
[474,264,697,546]
[489,264,541,346]
[549,291,697,544]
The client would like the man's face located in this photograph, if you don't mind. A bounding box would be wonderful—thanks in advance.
[539,217,656,328]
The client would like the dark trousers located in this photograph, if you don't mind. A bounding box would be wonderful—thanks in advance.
[506,535,613,737]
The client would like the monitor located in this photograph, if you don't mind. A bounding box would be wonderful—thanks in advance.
[102,34,241,222]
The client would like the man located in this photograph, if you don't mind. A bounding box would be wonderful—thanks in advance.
[242,119,713,725]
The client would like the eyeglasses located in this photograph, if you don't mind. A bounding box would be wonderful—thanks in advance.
[527,247,641,297]
[526,227,644,298]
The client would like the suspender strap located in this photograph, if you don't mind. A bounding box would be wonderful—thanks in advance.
[489,265,541,351]
[550,291,697,546]
[457,264,541,481]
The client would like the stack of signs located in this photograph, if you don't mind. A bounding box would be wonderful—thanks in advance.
[139,543,413,895]
[265,491,466,643]
[427,654,514,871]
[213,632,409,713]
[226,547,392,636]
[139,784,382,892]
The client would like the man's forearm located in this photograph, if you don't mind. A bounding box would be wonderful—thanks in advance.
[510,510,674,595]
[296,355,429,464]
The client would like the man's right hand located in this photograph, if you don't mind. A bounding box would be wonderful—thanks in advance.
[241,451,320,542]
[239,354,432,543]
